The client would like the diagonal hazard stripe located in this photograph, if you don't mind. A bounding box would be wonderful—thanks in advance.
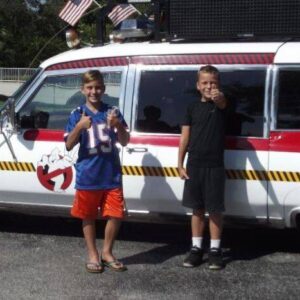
[121,166,300,182]
[0,161,36,172]
[224,169,300,182]
[1,161,300,183]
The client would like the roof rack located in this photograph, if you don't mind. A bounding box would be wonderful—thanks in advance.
[95,0,300,45]
[95,0,168,45]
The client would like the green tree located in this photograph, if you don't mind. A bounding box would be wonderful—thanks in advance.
[0,0,149,68]
[0,0,69,67]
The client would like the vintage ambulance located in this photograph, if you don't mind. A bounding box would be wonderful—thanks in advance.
[1,39,300,229]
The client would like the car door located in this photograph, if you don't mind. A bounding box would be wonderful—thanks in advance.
[269,66,300,226]
[0,67,128,209]
[221,66,270,220]
[122,65,198,216]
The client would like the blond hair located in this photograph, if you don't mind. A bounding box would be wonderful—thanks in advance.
[82,70,104,85]
[197,65,220,81]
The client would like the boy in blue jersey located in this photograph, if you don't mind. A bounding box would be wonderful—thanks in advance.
[64,70,130,273]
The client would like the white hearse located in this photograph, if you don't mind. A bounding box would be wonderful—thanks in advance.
[1,40,300,229]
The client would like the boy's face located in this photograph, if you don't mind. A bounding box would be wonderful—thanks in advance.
[196,72,219,101]
[81,80,105,105]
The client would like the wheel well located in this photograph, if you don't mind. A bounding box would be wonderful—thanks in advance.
[296,214,300,231]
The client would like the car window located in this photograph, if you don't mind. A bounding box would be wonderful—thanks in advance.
[135,69,266,137]
[276,69,300,130]
[135,70,198,134]
[221,69,266,137]
[18,72,122,130]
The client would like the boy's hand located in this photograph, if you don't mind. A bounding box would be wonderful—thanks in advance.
[78,111,91,129]
[107,107,123,129]
[210,83,226,109]
[178,167,190,180]
[107,113,120,128]
[210,83,224,103]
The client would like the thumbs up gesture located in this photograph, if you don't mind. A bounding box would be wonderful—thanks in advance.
[210,83,224,103]
[107,106,120,128]
[78,110,92,129]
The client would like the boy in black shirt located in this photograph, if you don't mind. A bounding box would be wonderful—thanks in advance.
[178,65,227,270]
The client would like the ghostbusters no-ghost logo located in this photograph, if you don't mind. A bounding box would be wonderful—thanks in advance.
[37,148,74,192]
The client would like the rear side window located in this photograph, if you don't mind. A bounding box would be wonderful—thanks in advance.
[18,72,122,130]
[135,68,266,137]
[276,69,300,130]
[221,69,266,137]
[135,70,198,134]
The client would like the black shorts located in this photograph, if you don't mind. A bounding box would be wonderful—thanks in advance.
[182,165,225,213]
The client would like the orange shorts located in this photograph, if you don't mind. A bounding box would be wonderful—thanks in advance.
[71,188,125,220]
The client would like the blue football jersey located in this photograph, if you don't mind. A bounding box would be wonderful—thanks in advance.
[64,103,128,190]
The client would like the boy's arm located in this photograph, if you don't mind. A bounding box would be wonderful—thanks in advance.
[115,122,130,146]
[65,112,91,151]
[108,112,130,146]
[178,125,190,179]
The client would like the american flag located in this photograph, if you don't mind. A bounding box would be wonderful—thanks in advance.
[108,4,139,27]
[59,0,93,26]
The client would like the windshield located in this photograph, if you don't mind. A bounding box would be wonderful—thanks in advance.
[0,68,42,112]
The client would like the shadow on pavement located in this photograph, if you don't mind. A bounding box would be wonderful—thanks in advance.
[222,227,300,262]
[121,244,187,265]
[0,211,299,264]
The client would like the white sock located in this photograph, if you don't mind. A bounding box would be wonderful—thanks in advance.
[210,239,221,249]
[192,237,203,249]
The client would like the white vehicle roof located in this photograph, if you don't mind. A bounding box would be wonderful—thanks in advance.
[273,42,300,63]
[40,41,300,69]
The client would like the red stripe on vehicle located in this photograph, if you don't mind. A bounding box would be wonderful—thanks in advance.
[241,53,249,64]
[214,54,221,64]
[269,131,300,152]
[24,130,300,153]
[23,130,64,142]
[225,136,269,151]
[235,54,241,64]
[46,57,128,70]
[22,130,269,150]
[144,53,275,65]
[46,54,275,70]
[129,135,270,150]
[129,135,180,147]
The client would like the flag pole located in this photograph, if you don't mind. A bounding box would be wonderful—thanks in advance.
[92,0,102,8]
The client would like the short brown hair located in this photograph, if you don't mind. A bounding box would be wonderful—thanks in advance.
[82,70,104,85]
[197,65,220,81]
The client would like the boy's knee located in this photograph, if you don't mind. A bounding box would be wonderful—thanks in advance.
[193,208,205,217]
[208,212,223,223]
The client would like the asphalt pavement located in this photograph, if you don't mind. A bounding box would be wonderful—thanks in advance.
[0,212,299,299]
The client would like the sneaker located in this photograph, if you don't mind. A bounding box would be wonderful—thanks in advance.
[208,247,223,270]
[182,246,203,268]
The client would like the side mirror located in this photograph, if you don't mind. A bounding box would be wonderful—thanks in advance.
[20,111,49,129]
[20,115,35,129]
[7,98,16,130]
[0,97,19,161]
[0,97,18,134]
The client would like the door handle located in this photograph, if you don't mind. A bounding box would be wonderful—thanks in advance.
[126,147,148,154]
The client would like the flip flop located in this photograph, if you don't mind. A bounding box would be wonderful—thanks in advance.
[85,262,104,273]
[101,259,127,272]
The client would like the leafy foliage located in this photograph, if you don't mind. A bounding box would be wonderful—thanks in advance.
[0,0,69,67]
[0,0,149,67]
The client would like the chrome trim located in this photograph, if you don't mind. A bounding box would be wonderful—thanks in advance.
[264,65,273,138]
[0,201,285,228]
[271,64,300,131]
[124,64,136,131]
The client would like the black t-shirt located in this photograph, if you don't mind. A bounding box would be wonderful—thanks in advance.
[182,100,226,167]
